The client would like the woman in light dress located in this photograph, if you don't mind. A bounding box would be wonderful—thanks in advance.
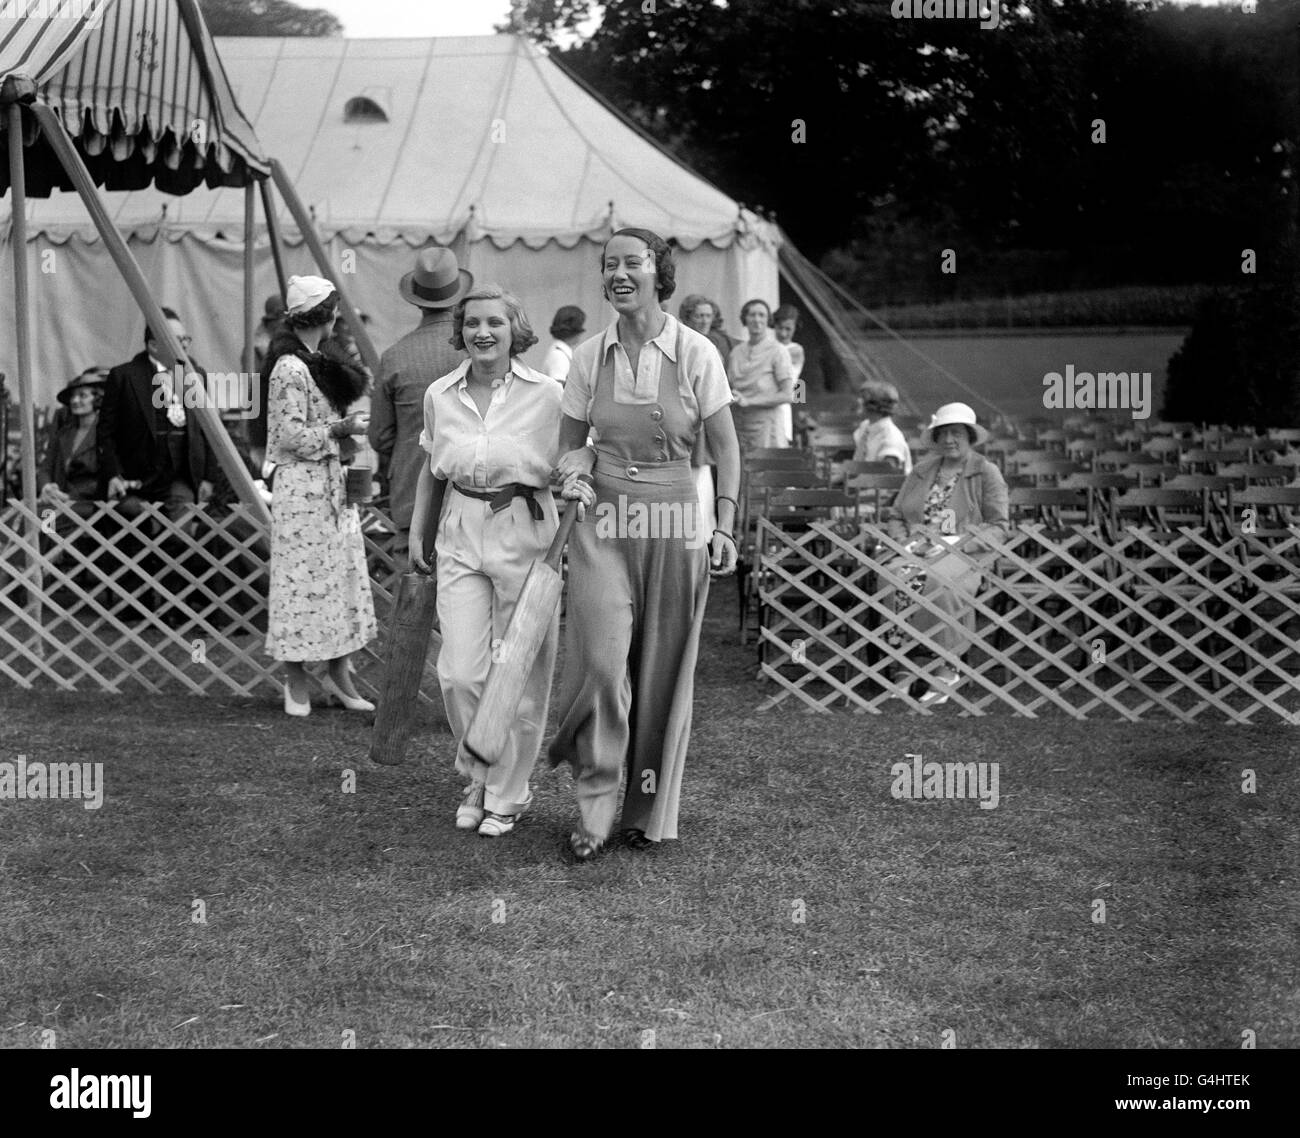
[265,275,377,717]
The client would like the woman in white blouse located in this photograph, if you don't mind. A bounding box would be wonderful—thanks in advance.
[727,298,794,452]
[407,284,593,839]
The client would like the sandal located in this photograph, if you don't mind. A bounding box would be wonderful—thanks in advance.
[568,831,605,863]
[478,811,518,838]
[622,829,656,851]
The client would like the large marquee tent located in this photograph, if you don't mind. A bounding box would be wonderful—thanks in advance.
[3,33,782,405]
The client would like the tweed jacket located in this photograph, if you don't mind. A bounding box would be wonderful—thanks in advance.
[369,311,463,529]
[886,449,1009,552]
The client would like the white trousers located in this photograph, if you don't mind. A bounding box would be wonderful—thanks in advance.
[435,490,558,815]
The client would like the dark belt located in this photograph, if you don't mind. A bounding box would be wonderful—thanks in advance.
[453,482,544,520]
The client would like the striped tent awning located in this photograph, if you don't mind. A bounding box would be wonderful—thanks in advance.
[0,0,268,197]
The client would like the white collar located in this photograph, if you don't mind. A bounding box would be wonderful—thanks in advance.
[430,357,538,397]
[599,312,679,363]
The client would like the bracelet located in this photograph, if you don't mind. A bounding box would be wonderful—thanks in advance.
[715,495,739,511]
[713,529,737,544]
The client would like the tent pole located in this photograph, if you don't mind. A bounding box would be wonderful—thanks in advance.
[270,158,380,376]
[29,102,270,531]
[5,102,40,523]
[258,177,288,298]
[242,182,255,377]
[4,94,43,639]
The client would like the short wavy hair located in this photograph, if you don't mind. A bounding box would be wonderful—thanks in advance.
[600,227,676,302]
[449,284,539,357]
[773,304,800,327]
[678,294,713,323]
[739,298,773,325]
[284,291,340,331]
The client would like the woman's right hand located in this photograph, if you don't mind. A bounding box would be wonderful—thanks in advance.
[408,531,432,575]
[38,482,70,508]
[332,412,370,438]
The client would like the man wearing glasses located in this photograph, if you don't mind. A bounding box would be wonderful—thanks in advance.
[99,306,218,523]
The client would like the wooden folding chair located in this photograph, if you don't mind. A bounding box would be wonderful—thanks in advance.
[1121,462,1179,487]
[1113,488,1203,529]
[847,472,906,524]
[753,489,858,665]
[1140,435,1183,460]
[1180,446,1252,472]
[1017,457,1087,487]
[738,467,826,642]
[746,447,815,467]
[1231,485,1300,537]
[1059,471,1135,532]
[1066,438,1099,464]
[809,427,857,478]
[1008,486,1089,527]
[1219,462,1292,488]
[1035,429,1067,455]
[1163,474,1236,537]
[1094,449,1143,473]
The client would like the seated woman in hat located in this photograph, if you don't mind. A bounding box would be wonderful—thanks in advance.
[38,369,109,538]
[883,402,1007,706]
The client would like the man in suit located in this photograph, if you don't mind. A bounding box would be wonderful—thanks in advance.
[369,248,471,556]
[99,307,218,522]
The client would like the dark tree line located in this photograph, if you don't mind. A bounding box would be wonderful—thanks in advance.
[198,0,342,38]
[507,0,1299,306]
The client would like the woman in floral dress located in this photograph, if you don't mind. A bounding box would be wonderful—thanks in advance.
[265,275,377,716]
[884,402,1008,706]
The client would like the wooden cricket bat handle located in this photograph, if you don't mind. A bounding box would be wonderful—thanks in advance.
[544,474,594,573]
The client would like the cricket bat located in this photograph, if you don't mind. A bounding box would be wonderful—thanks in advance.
[369,478,447,765]
[461,479,591,766]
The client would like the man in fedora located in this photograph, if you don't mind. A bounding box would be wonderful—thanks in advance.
[369,246,472,554]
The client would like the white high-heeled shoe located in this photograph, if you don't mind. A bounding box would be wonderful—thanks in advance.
[318,672,375,712]
[283,679,311,717]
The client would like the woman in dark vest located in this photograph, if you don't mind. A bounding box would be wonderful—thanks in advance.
[549,228,741,861]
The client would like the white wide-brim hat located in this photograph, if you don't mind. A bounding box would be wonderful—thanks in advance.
[923,402,990,447]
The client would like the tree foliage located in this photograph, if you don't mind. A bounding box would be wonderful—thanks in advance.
[1162,280,1300,429]
[199,0,342,38]
[508,0,1299,306]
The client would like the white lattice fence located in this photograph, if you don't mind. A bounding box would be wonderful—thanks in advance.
[0,500,441,711]
[756,520,1300,723]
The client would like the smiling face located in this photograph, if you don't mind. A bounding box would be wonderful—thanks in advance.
[934,423,973,462]
[602,235,659,315]
[743,302,770,340]
[462,298,512,372]
[774,318,796,344]
[67,386,99,419]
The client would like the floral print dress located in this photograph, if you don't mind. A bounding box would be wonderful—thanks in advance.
[265,354,377,662]
[884,469,961,648]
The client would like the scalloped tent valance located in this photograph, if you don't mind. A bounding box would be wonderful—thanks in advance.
[0,0,269,197]
[4,34,778,254]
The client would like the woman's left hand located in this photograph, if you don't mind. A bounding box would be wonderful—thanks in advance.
[709,529,738,577]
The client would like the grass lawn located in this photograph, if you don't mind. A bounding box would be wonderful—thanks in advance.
[1,585,1296,1049]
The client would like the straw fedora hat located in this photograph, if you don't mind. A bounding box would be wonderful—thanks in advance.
[399,247,473,310]
[923,402,990,447]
